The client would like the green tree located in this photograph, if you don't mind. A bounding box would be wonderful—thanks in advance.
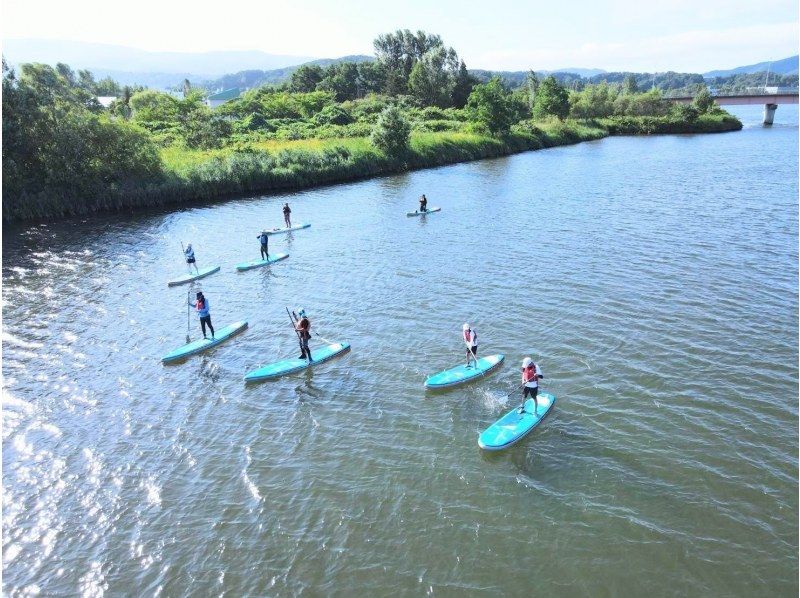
[289,64,324,92]
[373,29,444,95]
[622,74,638,94]
[525,70,540,111]
[357,62,386,95]
[451,60,475,108]
[693,88,715,114]
[465,78,514,135]
[532,75,570,120]
[370,105,411,156]
[317,62,360,101]
[408,46,456,108]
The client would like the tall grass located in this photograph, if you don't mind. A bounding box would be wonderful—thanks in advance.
[4,115,742,221]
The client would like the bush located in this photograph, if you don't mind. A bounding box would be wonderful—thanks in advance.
[370,105,411,156]
[314,104,353,125]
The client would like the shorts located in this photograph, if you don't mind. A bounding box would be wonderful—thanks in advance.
[467,346,477,356]
[523,386,538,399]
[186,257,196,264]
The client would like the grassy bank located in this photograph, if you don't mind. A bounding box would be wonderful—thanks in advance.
[3,114,740,222]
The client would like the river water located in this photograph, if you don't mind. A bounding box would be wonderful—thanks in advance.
[3,105,797,596]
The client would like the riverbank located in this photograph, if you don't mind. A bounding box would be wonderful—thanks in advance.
[2,113,741,222]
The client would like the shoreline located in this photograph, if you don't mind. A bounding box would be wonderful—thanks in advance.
[3,114,742,223]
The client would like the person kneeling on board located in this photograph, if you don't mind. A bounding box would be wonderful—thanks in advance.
[257,230,269,260]
[283,203,292,228]
[295,309,313,362]
[520,357,544,414]
[419,194,428,213]
[463,323,478,368]
[184,243,199,274]
[190,291,214,340]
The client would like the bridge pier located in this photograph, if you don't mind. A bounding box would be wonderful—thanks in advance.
[763,103,778,125]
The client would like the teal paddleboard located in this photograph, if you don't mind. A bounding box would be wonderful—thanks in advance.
[424,354,505,389]
[235,252,289,271]
[167,265,221,287]
[244,342,350,382]
[265,223,310,235]
[161,321,248,363]
[407,207,441,217]
[478,393,556,451]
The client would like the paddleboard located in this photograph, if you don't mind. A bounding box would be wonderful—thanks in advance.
[161,321,248,363]
[407,207,441,217]
[424,354,505,389]
[478,393,556,451]
[244,342,350,382]
[265,223,311,235]
[167,265,221,287]
[235,252,289,271]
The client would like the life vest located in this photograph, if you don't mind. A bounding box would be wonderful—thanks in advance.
[522,364,537,384]
[195,298,205,312]
[463,329,477,346]
[298,317,311,339]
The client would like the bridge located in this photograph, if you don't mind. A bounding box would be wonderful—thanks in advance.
[667,89,799,124]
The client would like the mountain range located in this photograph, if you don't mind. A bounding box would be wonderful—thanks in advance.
[703,55,798,78]
[3,39,796,90]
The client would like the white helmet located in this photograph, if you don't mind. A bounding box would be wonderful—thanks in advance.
[522,357,533,367]
[462,323,470,330]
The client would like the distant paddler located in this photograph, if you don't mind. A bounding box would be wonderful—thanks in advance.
[520,357,544,414]
[189,291,215,340]
[257,230,270,260]
[463,323,478,368]
[419,194,428,213]
[183,243,199,274]
[283,203,292,228]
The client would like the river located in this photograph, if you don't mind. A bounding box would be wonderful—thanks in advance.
[3,105,797,596]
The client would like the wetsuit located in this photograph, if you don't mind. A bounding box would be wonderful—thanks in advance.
[296,316,312,361]
[257,232,269,259]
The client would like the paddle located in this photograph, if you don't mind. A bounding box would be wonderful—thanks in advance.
[286,307,306,358]
[185,290,191,343]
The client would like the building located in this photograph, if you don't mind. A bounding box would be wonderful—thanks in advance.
[206,88,240,109]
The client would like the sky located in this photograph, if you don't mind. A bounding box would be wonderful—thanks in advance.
[3,0,798,72]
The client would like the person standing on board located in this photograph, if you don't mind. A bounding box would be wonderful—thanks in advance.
[189,291,215,340]
[295,308,313,362]
[419,194,428,213]
[463,323,478,368]
[257,230,270,260]
[520,357,544,414]
[283,203,292,228]
[184,244,199,274]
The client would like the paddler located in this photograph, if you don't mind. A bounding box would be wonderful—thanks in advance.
[419,194,428,213]
[189,291,215,340]
[283,203,292,228]
[184,243,199,274]
[295,308,312,362]
[257,230,270,260]
[520,357,544,414]
[463,323,478,368]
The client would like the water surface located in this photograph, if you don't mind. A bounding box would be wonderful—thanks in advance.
[3,105,797,596]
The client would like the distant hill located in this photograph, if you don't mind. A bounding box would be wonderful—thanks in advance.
[2,38,314,81]
[704,55,798,78]
[203,55,374,91]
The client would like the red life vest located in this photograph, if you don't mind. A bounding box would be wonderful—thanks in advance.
[522,364,537,383]
[463,329,476,345]
[196,299,205,312]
